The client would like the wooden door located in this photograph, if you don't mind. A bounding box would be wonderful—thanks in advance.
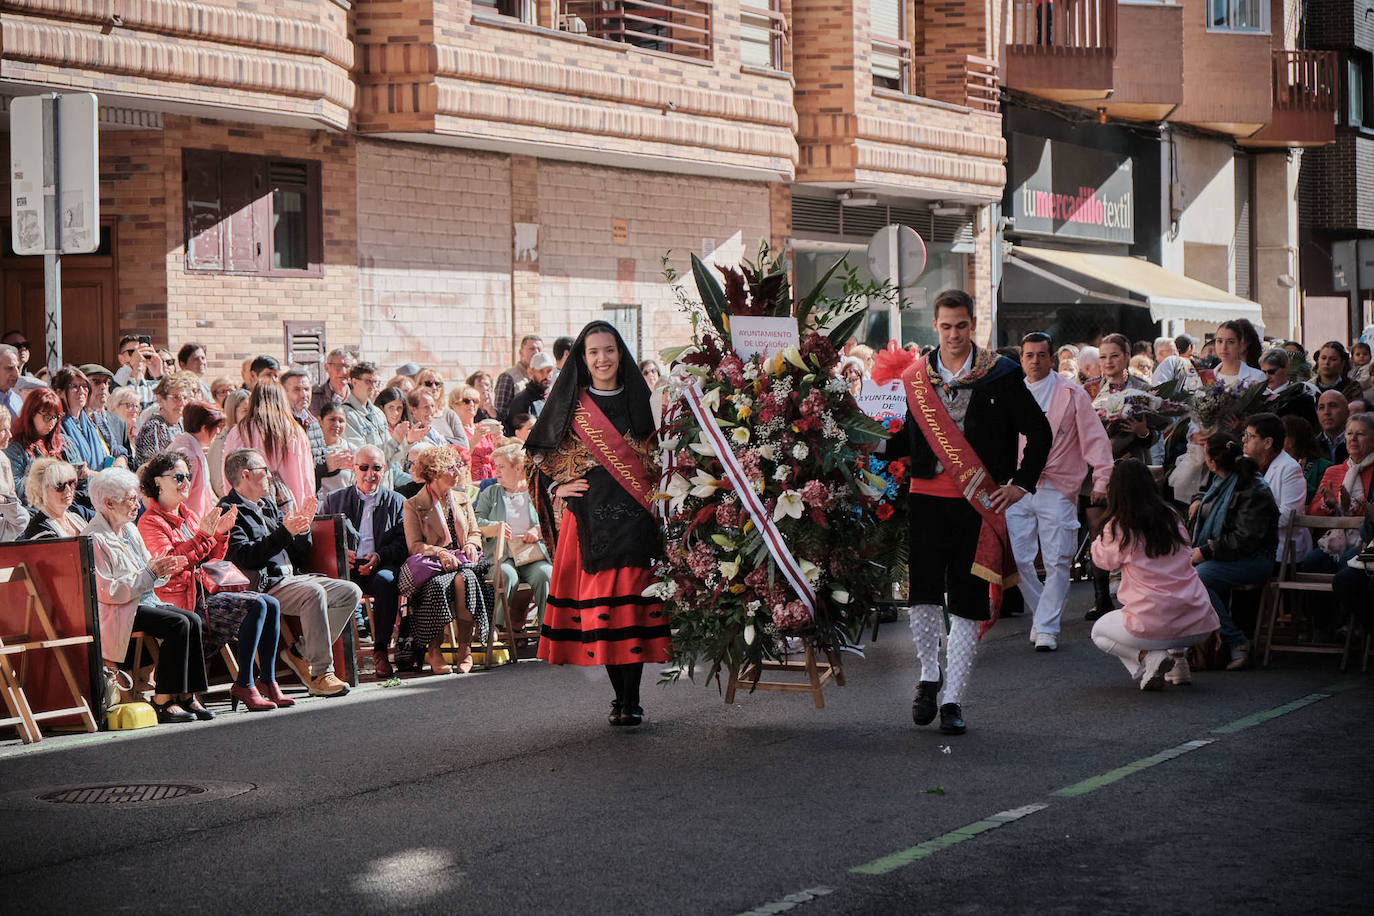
[2,268,116,369]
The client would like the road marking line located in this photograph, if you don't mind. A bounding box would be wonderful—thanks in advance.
[735,885,834,916]
[849,803,1048,876]
[1210,693,1330,735]
[1050,739,1213,797]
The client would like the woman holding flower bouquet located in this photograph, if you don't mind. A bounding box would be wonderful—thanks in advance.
[526,321,667,728]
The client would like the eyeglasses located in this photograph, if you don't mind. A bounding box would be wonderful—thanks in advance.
[67,383,90,392]
[38,412,60,422]
[356,463,384,472]
[11,340,30,349]
[461,397,479,405]
[161,472,193,484]
[423,380,442,388]
[51,480,77,492]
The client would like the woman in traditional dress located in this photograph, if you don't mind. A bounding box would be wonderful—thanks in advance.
[526,321,668,728]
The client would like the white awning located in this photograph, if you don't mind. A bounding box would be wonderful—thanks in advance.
[1007,245,1265,328]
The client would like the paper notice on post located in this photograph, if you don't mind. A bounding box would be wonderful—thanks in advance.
[730,316,798,362]
[857,379,906,421]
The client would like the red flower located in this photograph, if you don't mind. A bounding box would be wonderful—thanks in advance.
[875,503,894,521]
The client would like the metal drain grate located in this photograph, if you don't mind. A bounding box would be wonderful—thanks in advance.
[38,784,207,805]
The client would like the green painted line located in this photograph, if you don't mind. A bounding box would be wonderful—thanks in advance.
[1210,693,1330,735]
[850,804,1048,876]
[1051,739,1213,798]
[1321,678,1364,694]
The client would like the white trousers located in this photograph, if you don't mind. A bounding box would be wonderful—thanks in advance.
[1005,486,1079,636]
[1089,610,1212,678]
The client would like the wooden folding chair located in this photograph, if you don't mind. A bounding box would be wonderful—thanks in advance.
[0,563,99,744]
[490,528,539,665]
[1258,514,1365,669]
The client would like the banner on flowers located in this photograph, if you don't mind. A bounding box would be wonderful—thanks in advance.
[730,316,798,364]
[683,383,817,618]
[857,379,905,420]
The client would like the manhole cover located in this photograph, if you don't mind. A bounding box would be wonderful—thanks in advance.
[38,783,207,805]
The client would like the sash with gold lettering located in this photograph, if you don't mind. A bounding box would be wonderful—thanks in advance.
[902,356,1017,635]
[571,390,655,515]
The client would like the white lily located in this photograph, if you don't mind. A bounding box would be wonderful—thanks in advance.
[744,623,756,645]
[773,489,804,522]
[662,473,691,515]
[831,587,850,605]
[690,441,717,458]
[719,559,739,580]
[690,470,721,498]
[783,346,808,371]
[799,559,820,586]
[659,434,681,452]
[759,443,776,461]
[700,387,722,412]
[731,426,750,446]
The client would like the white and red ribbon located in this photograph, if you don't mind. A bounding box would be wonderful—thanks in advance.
[683,383,817,618]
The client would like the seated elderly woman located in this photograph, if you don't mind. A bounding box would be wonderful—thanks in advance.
[85,466,210,724]
[107,385,143,464]
[21,457,87,540]
[1303,411,1374,572]
[136,451,292,712]
[1189,430,1279,671]
[401,445,492,675]
[475,443,552,632]
[0,406,30,541]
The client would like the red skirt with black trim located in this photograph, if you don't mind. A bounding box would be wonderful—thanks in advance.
[538,512,671,666]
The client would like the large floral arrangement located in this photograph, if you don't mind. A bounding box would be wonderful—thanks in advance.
[1189,374,1268,431]
[650,247,903,686]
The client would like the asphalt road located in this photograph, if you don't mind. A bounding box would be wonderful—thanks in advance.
[2,583,1370,915]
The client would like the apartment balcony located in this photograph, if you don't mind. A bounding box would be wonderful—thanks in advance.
[0,0,354,130]
[354,0,797,181]
[1003,0,1183,122]
[1242,50,1339,148]
[1169,0,1272,136]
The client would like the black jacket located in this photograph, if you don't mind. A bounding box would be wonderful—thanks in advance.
[889,349,1053,493]
[319,485,408,568]
[1266,385,1319,430]
[1191,474,1279,562]
[219,488,312,591]
[504,378,547,436]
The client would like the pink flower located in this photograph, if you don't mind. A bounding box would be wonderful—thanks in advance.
[737,448,762,481]
[687,542,717,579]
[716,501,741,528]
[773,600,811,632]
[801,479,831,510]
[799,390,827,417]
[715,353,746,388]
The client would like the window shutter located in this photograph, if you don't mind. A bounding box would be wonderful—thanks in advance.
[284,321,326,384]
[222,155,266,273]
[183,150,223,270]
[870,0,904,84]
[1234,156,1253,299]
[741,5,777,69]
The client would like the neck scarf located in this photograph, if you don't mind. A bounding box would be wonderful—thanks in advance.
[1342,451,1374,503]
[1195,472,1241,547]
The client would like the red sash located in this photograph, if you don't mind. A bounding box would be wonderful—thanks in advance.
[571,390,655,514]
[902,356,1018,634]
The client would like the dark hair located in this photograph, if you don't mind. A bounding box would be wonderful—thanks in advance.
[1316,340,1350,376]
[1021,331,1051,347]
[138,451,188,499]
[279,368,309,387]
[1282,414,1321,460]
[375,386,409,424]
[932,289,974,319]
[1205,430,1259,485]
[511,411,533,429]
[994,345,1021,361]
[317,401,344,422]
[553,336,575,361]
[250,355,280,374]
[1354,342,1372,356]
[177,342,204,365]
[50,365,90,405]
[1132,340,1152,356]
[350,361,378,381]
[182,400,226,436]
[1101,458,1188,559]
[117,333,141,350]
[1246,412,1285,453]
[1218,319,1262,366]
[1174,334,1195,355]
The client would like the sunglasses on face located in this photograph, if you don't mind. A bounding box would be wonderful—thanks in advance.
[121,348,138,356]
[423,380,442,388]
[461,398,479,405]
[12,340,30,349]
[38,412,60,422]
[51,479,77,492]
[356,463,384,472]
[161,472,193,484]
[1264,367,1281,375]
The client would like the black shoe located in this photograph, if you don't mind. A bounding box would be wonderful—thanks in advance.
[938,703,966,735]
[608,700,625,727]
[181,694,215,721]
[150,698,195,724]
[912,678,941,726]
[620,704,643,727]
[1084,607,1109,622]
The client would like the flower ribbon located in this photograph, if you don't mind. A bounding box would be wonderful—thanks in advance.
[683,383,816,619]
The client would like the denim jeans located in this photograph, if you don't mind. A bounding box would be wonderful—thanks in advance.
[1195,553,1274,649]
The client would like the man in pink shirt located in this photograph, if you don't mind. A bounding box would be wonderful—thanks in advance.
[1006,332,1114,651]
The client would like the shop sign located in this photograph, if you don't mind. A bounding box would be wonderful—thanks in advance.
[1010,134,1134,245]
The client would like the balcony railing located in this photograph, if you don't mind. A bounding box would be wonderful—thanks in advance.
[1273,49,1337,113]
[872,36,914,94]
[558,0,714,61]
[740,2,787,72]
[1008,0,1116,54]
[874,45,1000,114]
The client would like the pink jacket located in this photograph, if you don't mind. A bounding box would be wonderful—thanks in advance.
[1091,523,1219,640]
[223,423,315,508]
[1021,374,1114,502]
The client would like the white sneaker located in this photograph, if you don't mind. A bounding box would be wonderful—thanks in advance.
[1165,652,1191,686]
[1139,650,1174,691]
[1029,627,1041,645]
[1034,632,1058,652]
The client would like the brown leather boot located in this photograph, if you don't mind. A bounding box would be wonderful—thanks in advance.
[372,649,393,679]
[454,619,475,673]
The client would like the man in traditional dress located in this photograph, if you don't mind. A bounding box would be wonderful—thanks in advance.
[881,291,1051,734]
[1006,332,1112,652]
